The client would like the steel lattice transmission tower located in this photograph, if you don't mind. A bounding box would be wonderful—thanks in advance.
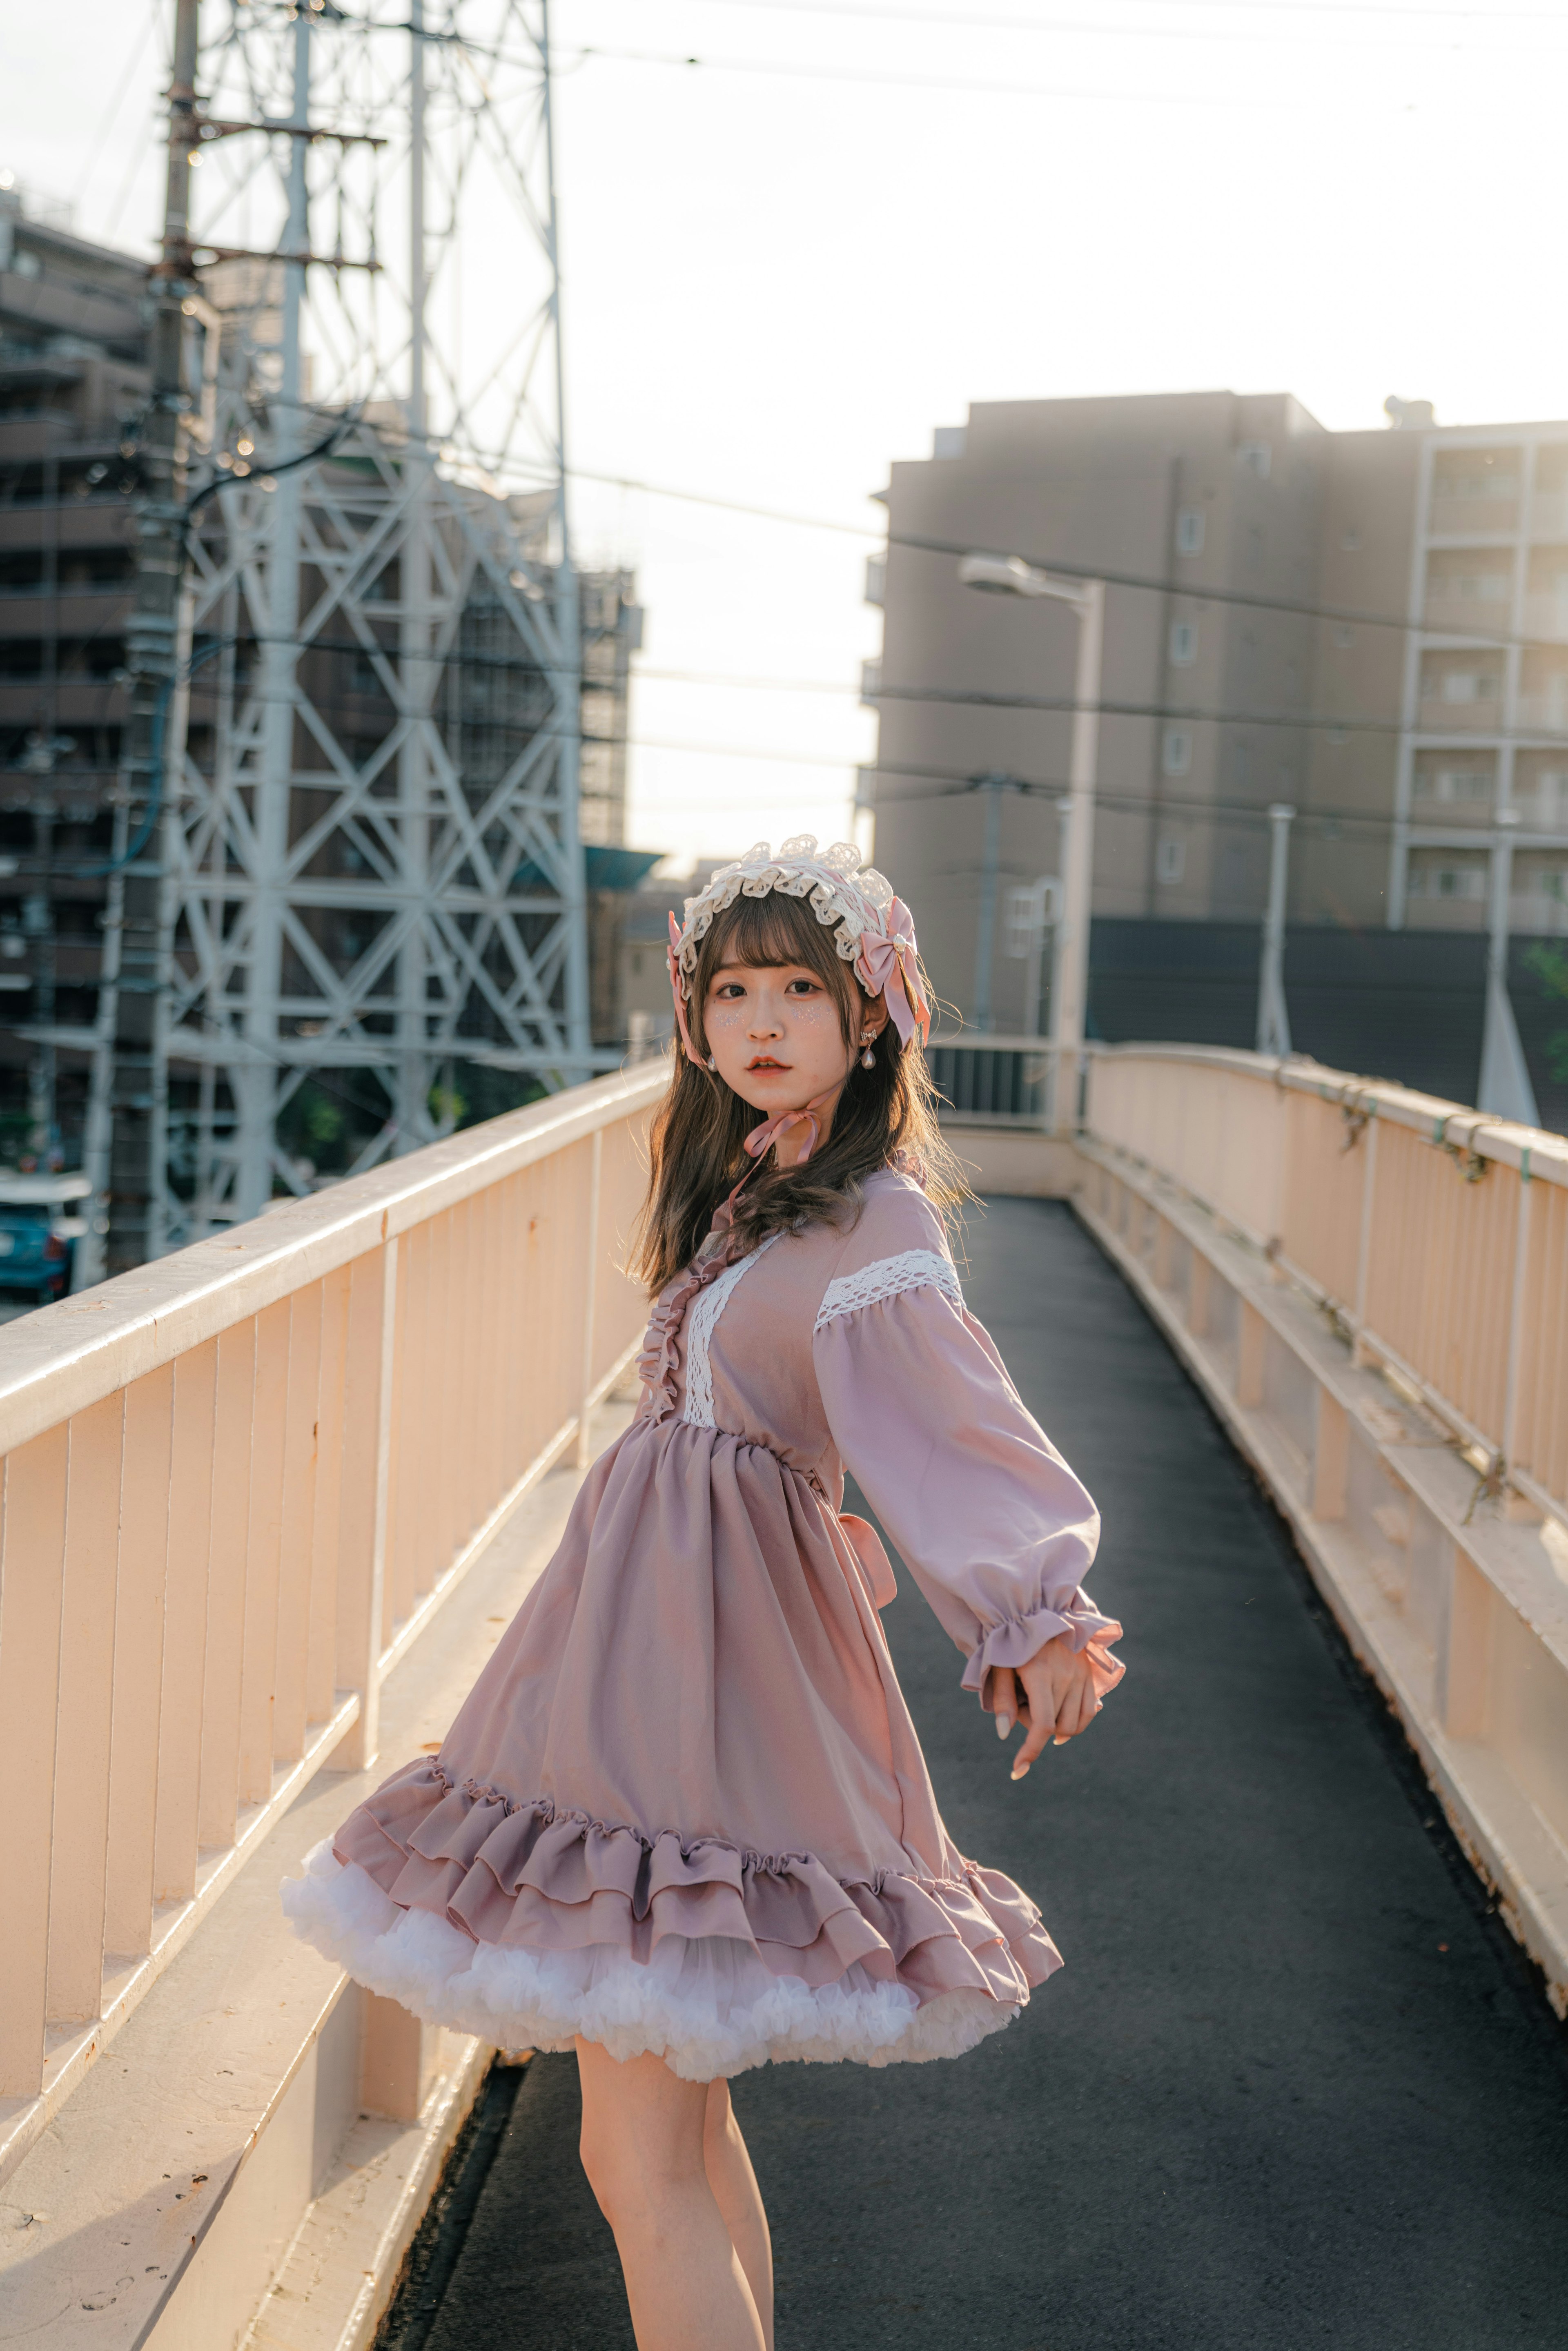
[99,0,602,1270]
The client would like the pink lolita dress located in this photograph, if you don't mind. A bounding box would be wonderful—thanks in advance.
[284,840,1123,2080]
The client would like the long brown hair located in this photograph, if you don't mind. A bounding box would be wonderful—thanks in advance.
[629,888,968,1295]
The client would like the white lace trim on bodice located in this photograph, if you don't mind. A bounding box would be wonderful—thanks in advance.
[813,1248,962,1334]
[683,1234,782,1427]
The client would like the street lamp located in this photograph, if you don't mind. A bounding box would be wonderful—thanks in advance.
[960,552,1104,1132]
[1256,802,1295,1058]
[1477,807,1540,1125]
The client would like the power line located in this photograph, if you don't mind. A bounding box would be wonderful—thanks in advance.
[620,738,1556,853]
[166,625,1544,744]
[567,41,1405,111]
[226,410,1560,658]
[637,0,1566,29]
[618,0,1568,51]
[552,459,1568,658]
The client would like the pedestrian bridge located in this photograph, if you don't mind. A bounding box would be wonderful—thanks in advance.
[2,1045,1566,2347]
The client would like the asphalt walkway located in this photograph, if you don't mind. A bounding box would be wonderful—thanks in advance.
[382,1198,1568,2351]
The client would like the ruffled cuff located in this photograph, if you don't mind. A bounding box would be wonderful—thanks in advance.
[960,1591,1125,1713]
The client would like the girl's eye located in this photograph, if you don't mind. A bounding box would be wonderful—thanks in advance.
[784,979,818,996]
[713,983,746,999]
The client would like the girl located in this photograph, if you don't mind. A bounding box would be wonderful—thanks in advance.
[284,835,1123,2351]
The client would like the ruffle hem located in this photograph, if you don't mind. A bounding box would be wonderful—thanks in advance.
[281,1759,1060,2080]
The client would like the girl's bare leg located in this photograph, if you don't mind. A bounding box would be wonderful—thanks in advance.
[703,2079,774,2351]
[576,2039,766,2351]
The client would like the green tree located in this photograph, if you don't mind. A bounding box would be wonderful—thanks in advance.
[1523,944,1568,1083]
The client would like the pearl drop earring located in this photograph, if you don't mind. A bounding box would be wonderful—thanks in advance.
[860,1034,875,1069]
[706,1054,717,1072]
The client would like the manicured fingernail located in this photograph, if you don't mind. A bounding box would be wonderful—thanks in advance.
[1010,1759,1030,1781]
[1052,1735,1069,1747]
[996,1714,1012,1740]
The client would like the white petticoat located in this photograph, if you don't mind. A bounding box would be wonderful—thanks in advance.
[281,1841,1020,2082]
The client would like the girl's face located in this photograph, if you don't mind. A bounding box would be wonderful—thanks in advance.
[703,961,886,1159]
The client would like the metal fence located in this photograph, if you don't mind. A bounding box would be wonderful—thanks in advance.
[1086,1045,1568,1521]
[0,1063,667,2177]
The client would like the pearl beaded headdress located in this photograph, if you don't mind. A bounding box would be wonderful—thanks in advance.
[665,834,931,1069]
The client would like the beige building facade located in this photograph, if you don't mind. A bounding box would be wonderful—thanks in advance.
[866,391,1568,1032]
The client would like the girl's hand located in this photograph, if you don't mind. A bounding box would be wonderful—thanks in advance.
[992,1635,1102,1782]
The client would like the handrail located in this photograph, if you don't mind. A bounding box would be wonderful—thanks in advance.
[0,1063,670,1453]
[0,1059,670,2176]
[1084,1044,1568,1523]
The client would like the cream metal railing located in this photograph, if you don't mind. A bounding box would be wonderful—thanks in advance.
[1079,1043,1568,2008]
[1085,1044,1568,1520]
[0,1062,667,2179]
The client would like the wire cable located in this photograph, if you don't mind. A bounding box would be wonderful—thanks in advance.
[565,40,1394,111]
[602,0,1568,51]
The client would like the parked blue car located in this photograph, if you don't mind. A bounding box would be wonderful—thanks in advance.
[0,1172,91,1305]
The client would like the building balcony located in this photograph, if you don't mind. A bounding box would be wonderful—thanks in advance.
[0,1053,1566,2344]
[1523,593,1568,643]
[1416,693,1503,734]
[1422,591,1514,637]
[1428,495,1519,538]
[1516,691,1568,735]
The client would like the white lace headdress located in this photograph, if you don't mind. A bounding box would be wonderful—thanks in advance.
[664,835,931,1068]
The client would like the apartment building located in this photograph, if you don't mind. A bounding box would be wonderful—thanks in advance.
[0,195,644,1178]
[866,391,1568,1041]
[0,189,150,1165]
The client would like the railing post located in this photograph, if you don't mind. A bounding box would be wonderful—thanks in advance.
[1352,1110,1378,1353]
[1501,1161,1532,1482]
[1238,1303,1267,1409]
[335,1237,399,1774]
[575,1128,604,1471]
[1310,1393,1349,1521]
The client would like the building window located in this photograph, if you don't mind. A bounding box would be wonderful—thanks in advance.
[1539,870,1568,901]
[1238,441,1272,479]
[1156,837,1186,884]
[1410,865,1485,901]
[1175,509,1205,557]
[1436,470,1519,501]
[1162,728,1192,776]
[1430,570,1510,603]
[1437,670,1500,703]
[1414,767,1494,804]
[859,658,882,706]
[864,553,886,608]
[1168,620,1198,667]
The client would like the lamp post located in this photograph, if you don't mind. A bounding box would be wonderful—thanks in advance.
[1256,801,1295,1058]
[1477,808,1540,1125]
[960,553,1104,1132]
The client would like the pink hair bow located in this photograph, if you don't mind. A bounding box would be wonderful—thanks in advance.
[854,896,931,1050]
[667,912,706,1068]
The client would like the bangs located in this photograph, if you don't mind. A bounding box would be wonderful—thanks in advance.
[699,889,850,985]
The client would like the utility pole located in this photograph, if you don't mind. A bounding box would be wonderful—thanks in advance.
[1477,809,1540,1125]
[396,0,435,1154]
[105,0,198,1274]
[971,772,1008,1032]
[1256,801,1294,1059]
[541,0,593,1079]
[232,5,310,1221]
[958,553,1104,1129]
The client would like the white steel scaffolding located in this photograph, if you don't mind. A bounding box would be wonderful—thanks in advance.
[94,0,598,1270]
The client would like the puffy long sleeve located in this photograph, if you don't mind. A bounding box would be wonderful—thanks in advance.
[812,1214,1123,1707]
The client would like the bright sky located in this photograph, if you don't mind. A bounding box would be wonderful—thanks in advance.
[5,0,1567,870]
